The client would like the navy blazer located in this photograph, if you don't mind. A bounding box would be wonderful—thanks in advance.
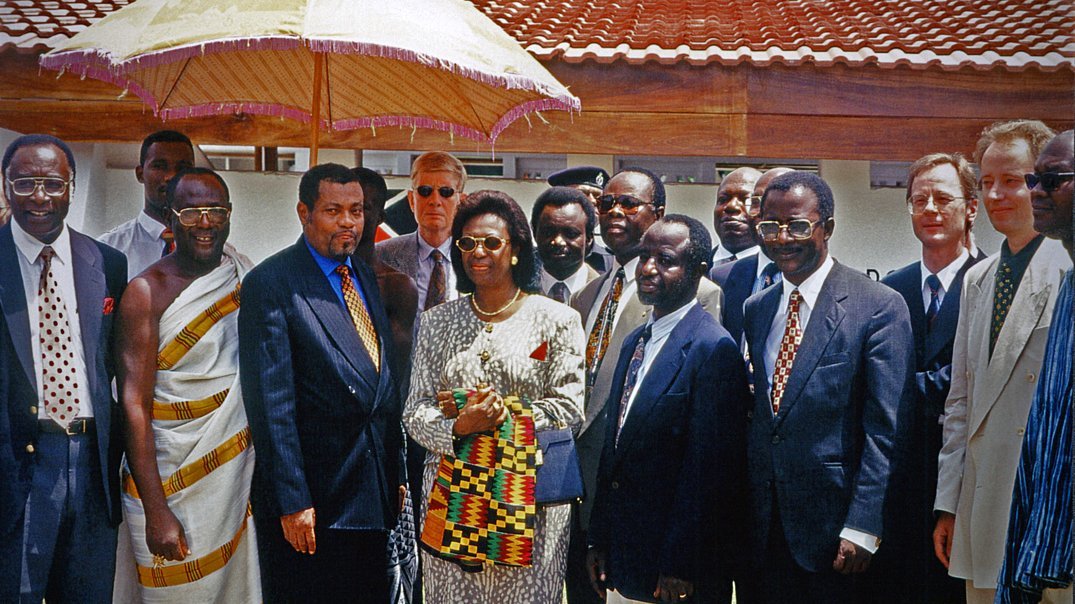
[590,304,750,602]
[743,261,914,573]
[0,224,126,600]
[709,254,759,345]
[239,237,402,531]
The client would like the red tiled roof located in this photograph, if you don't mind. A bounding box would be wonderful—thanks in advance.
[3,0,1072,71]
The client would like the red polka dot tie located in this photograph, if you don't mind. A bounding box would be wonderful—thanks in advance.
[38,246,83,428]
[770,289,803,415]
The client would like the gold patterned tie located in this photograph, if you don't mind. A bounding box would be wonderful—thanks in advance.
[585,268,625,390]
[38,246,84,428]
[989,261,1015,358]
[770,289,803,414]
[335,265,380,371]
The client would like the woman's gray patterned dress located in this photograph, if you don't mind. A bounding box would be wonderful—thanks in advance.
[403,294,585,604]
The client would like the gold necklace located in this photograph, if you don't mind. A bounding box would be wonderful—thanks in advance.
[470,288,522,317]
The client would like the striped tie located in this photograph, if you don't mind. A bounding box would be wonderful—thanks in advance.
[425,250,447,311]
[335,265,380,371]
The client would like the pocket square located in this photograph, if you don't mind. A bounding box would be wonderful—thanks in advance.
[102,297,114,315]
[530,341,549,362]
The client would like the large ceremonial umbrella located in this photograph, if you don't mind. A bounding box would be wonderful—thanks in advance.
[39,0,579,163]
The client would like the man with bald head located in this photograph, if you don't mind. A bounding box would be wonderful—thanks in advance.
[995,129,1074,604]
[711,167,763,267]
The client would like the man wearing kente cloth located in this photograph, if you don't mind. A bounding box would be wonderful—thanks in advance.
[113,167,259,602]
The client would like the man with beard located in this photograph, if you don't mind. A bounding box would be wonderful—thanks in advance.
[239,163,403,603]
[588,215,750,604]
[532,186,601,303]
[711,167,763,267]
[100,130,195,280]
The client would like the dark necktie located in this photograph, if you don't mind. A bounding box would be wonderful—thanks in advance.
[616,325,652,447]
[771,289,803,414]
[549,281,570,304]
[335,265,380,370]
[585,268,626,390]
[425,249,447,311]
[925,274,942,332]
[989,260,1015,358]
[161,228,175,258]
[38,247,83,428]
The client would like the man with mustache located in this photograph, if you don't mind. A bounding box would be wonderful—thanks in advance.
[239,163,403,603]
[711,167,762,267]
[100,130,195,280]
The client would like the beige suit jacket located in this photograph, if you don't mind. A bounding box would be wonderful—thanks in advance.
[935,237,1071,587]
[570,270,723,527]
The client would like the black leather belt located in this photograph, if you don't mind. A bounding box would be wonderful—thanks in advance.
[38,418,95,435]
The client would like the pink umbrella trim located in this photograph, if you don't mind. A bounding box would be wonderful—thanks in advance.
[39,36,581,111]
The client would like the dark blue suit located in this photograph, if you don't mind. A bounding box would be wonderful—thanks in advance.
[873,257,978,604]
[743,262,914,601]
[709,254,759,345]
[239,237,402,603]
[590,304,751,603]
[0,223,126,602]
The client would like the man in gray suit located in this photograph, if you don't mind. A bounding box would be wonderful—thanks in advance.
[567,167,724,604]
[375,151,466,314]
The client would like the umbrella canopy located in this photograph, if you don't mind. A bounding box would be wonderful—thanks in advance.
[39,0,580,159]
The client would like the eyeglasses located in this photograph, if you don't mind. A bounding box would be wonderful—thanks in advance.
[755,219,823,242]
[416,185,456,198]
[171,206,231,226]
[906,193,965,215]
[7,177,71,198]
[1024,171,1074,193]
[455,235,506,253]
[596,194,654,215]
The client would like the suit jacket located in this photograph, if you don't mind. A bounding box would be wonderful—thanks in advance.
[0,224,126,599]
[589,304,750,603]
[743,261,915,572]
[239,237,402,531]
[935,238,1071,587]
[709,254,760,345]
[375,232,420,281]
[570,271,723,528]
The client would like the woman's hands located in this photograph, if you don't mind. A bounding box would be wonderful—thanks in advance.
[448,387,509,436]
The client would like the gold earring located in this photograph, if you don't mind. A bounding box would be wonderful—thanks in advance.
[511,256,518,266]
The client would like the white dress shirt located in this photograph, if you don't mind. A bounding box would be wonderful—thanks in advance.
[919,248,969,312]
[415,235,457,310]
[582,257,640,338]
[11,219,92,419]
[98,210,169,281]
[540,264,591,299]
[620,300,697,418]
[712,243,760,266]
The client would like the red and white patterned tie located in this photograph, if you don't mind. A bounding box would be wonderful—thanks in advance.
[770,289,802,415]
[38,246,84,428]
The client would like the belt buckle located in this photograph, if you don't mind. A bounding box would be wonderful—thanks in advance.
[63,419,84,436]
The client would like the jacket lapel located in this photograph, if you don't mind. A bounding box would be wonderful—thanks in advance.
[922,256,977,361]
[749,283,783,401]
[70,231,106,411]
[0,225,35,388]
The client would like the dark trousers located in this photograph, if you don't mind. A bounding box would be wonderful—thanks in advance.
[256,513,390,604]
[20,431,117,603]
[759,500,857,604]
[566,504,603,604]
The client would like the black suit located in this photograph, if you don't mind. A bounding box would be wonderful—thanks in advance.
[873,257,978,604]
[239,237,402,603]
[590,304,750,603]
[709,254,760,345]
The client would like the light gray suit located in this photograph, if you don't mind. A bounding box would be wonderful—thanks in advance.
[570,270,723,527]
[935,237,1071,592]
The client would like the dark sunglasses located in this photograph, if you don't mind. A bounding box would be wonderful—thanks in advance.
[596,194,653,215]
[1024,171,1074,193]
[416,185,456,198]
[455,235,506,253]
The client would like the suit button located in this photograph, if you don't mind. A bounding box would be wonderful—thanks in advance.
[25,444,34,454]
[29,405,37,415]
[771,435,780,444]
[1026,373,1036,383]
[611,481,620,490]
[348,386,356,395]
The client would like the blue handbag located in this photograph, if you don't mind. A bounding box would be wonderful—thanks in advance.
[535,426,584,505]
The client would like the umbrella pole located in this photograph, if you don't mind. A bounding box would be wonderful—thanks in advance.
[310,51,323,166]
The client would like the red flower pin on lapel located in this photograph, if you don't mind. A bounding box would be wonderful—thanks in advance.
[102,297,114,315]
[530,341,549,362]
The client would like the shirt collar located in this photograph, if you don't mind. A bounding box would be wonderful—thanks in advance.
[646,299,698,340]
[136,209,168,239]
[614,256,640,284]
[754,249,775,281]
[11,218,72,268]
[920,248,969,293]
[304,236,353,277]
[417,233,453,262]
[780,254,835,309]
[541,263,590,293]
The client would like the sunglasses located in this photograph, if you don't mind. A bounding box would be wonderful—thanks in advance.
[1024,171,1074,193]
[171,206,231,226]
[416,185,456,198]
[8,177,71,198]
[596,194,654,215]
[756,219,823,242]
[455,235,506,253]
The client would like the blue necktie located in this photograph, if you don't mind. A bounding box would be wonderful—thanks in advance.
[615,325,652,447]
[925,274,941,332]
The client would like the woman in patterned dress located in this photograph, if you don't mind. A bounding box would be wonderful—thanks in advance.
[403,190,585,604]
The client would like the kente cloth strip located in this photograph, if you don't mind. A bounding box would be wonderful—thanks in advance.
[114,249,261,603]
[996,270,1073,604]
[421,390,539,568]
